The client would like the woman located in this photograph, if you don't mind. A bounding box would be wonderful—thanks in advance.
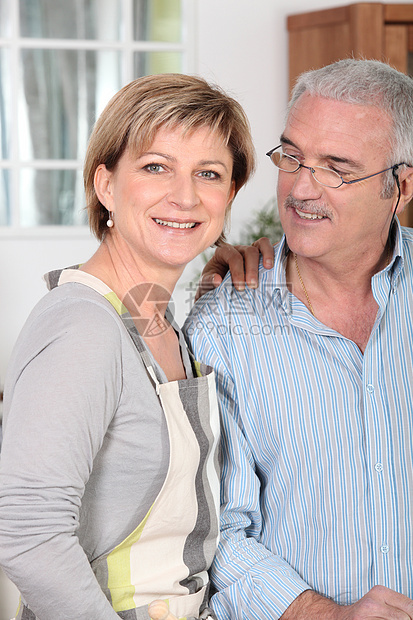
[0,74,255,619]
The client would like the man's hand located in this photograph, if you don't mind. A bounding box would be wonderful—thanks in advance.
[281,586,413,619]
[195,237,274,301]
[149,600,178,620]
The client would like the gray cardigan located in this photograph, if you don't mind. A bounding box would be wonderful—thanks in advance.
[0,277,193,618]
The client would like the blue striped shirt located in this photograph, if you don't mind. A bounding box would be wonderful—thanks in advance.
[184,221,413,619]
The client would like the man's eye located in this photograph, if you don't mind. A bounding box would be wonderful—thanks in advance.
[283,153,302,165]
[329,166,349,177]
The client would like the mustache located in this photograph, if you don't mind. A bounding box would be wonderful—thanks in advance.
[284,195,333,219]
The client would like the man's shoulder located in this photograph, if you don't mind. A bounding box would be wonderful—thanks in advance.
[401,225,413,246]
[400,225,413,267]
[185,275,286,348]
[184,240,286,336]
[183,280,233,343]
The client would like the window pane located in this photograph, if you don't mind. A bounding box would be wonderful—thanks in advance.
[19,0,122,40]
[0,0,12,37]
[0,48,11,159]
[134,52,182,77]
[20,49,121,160]
[134,0,182,42]
[20,169,87,226]
[0,169,10,225]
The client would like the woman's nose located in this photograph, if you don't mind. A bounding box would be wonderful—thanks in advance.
[168,175,199,210]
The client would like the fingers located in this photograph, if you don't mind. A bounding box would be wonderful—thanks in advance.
[236,244,260,290]
[251,237,275,269]
[377,585,413,618]
[220,245,250,292]
[195,272,223,301]
[203,244,239,281]
[350,586,413,619]
[148,599,178,620]
[195,244,247,301]
[194,238,275,301]
[234,237,274,289]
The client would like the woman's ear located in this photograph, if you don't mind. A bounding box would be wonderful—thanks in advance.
[227,180,236,206]
[396,166,413,214]
[94,164,114,210]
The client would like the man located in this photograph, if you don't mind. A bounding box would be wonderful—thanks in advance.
[184,59,413,619]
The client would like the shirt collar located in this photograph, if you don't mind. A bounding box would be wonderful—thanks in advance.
[387,218,403,283]
[270,219,405,321]
[269,236,291,316]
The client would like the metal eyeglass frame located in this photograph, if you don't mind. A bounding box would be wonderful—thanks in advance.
[266,145,408,190]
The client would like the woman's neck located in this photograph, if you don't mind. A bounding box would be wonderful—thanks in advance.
[80,236,181,318]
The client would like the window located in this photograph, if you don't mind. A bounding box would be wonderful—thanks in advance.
[0,0,195,231]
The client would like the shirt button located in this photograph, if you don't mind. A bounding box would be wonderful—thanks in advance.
[366,384,375,393]
[380,545,389,554]
[375,462,384,473]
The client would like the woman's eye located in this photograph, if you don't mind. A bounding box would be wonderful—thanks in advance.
[199,170,220,179]
[144,163,164,173]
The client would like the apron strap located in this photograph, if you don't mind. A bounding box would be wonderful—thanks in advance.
[145,364,160,394]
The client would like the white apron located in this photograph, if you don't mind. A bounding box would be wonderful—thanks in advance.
[16,269,220,620]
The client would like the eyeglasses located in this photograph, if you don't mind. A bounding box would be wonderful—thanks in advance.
[266,145,407,189]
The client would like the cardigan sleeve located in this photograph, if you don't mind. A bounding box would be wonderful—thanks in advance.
[0,295,123,619]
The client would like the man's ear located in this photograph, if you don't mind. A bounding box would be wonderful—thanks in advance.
[395,166,413,214]
[94,164,114,210]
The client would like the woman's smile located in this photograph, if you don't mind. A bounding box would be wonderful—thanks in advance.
[153,218,198,229]
[95,124,235,272]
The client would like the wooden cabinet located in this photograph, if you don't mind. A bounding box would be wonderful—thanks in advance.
[288,3,413,227]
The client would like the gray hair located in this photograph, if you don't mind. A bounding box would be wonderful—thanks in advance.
[289,58,413,197]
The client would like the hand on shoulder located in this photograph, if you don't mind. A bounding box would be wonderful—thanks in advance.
[195,237,275,301]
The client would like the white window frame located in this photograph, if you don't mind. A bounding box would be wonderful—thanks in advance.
[0,0,197,239]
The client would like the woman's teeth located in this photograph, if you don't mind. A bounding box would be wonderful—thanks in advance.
[154,218,196,229]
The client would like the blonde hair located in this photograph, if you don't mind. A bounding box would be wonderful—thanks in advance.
[84,73,255,242]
